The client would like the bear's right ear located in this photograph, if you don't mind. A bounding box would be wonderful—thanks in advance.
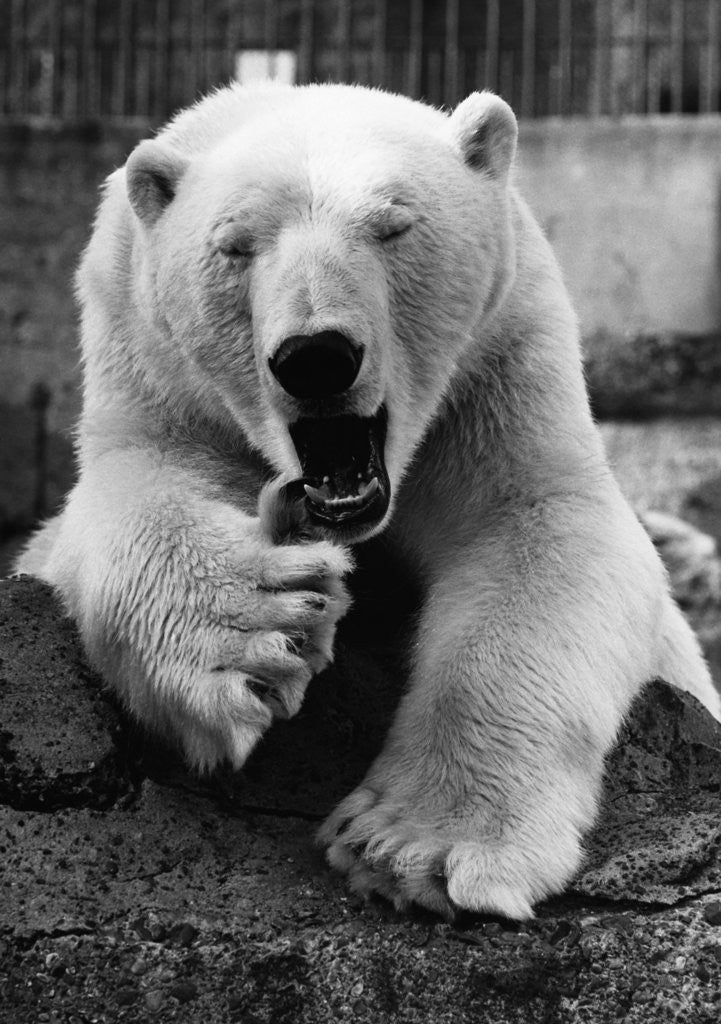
[449,92,517,181]
[125,139,190,227]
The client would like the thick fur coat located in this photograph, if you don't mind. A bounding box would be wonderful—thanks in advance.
[18,83,721,919]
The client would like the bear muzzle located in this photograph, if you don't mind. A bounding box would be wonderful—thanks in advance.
[269,331,363,400]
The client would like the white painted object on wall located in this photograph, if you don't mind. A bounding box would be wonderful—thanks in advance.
[235,51,296,86]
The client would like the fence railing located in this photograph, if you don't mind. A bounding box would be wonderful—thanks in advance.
[2,0,720,121]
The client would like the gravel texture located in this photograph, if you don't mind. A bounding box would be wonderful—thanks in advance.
[1,575,720,1023]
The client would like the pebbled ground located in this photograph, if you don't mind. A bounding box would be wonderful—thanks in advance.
[1,574,721,1023]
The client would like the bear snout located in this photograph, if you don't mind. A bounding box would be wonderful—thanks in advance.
[268,331,364,400]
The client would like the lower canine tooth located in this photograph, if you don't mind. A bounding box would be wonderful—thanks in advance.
[358,477,379,500]
[304,483,329,504]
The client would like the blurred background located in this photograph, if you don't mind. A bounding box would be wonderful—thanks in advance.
[2,0,721,616]
[3,0,719,118]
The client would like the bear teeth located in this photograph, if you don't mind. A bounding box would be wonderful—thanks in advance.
[304,476,379,509]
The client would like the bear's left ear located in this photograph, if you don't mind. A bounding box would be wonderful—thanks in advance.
[449,92,517,180]
[125,139,190,227]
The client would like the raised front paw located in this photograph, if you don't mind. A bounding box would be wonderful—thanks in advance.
[135,518,352,772]
[318,763,589,920]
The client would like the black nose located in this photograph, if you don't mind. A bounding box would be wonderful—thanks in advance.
[269,331,363,400]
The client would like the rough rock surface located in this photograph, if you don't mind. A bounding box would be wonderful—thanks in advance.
[1,575,721,1023]
[0,578,127,810]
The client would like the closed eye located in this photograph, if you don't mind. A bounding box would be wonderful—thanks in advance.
[219,242,254,259]
[377,220,412,242]
[217,238,255,260]
[213,223,256,260]
[373,204,414,242]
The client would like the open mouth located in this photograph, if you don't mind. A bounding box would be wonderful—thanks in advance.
[288,407,390,532]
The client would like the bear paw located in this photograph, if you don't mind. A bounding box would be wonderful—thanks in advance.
[318,781,582,921]
[128,525,352,773]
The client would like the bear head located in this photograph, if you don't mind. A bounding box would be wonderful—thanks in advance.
[123,85,517,542]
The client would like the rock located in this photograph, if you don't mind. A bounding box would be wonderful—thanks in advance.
[584,330,721,419]
[144,989,164,1011]
[114,986,139,1006]
[0,577,128,810]
[168,922,199,948]
[704,902,721,926]
[641,511,721,671]
[1,576,721,1022]
[641,510,721,610]
[169,980,198,1003]
[602,420,721,691]
[575,680,721,903]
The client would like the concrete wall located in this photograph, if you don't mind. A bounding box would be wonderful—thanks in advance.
[0,121,149,437]
[515,116,721,339]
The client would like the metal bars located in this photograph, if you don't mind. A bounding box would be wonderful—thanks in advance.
[407,0,423,98]
[704,0,720,113]
[671,0,686,113]
[444,0,459,106]
[521,0,536,117]
[557,0,572,116]
[2,0,721,121]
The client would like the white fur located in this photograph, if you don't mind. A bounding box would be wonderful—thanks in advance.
[17,83,720,918]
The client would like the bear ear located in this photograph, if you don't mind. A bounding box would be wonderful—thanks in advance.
[125,139,190,226]
[449,92,518,180]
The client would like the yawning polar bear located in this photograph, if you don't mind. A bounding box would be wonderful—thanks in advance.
[18,83,720,919]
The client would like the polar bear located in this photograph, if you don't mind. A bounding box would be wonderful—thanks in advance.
[17,83,720,919]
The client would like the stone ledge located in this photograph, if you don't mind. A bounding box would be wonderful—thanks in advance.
[1,576,721,1022]
[0,577,127,810]
[585,332,721,419]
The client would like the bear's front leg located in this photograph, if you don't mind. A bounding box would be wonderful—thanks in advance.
[320,506,668,918]
[21,449,351,772]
